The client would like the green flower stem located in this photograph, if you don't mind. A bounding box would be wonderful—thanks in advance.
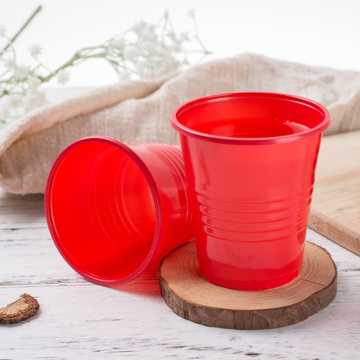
[38,51,109,83]
[0,5,43,57]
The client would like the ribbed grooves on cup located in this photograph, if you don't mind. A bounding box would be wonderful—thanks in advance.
[191,186,314,211]
[188,186,313,242]
[145,144,190,224]
[145,144,186,181]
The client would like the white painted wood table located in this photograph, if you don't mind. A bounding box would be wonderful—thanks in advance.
[0,188,359,360]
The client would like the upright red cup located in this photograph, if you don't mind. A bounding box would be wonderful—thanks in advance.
[171,92,330,290]
[45,137,192,286]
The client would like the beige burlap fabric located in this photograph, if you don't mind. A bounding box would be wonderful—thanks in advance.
[1,53,360,194]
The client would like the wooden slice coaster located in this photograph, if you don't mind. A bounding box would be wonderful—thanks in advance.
[159,241,337,330]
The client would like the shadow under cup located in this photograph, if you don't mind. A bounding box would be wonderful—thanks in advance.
[45,138,192,286]
[171,92,331,290]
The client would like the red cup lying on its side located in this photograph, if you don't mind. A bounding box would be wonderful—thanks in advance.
[171,92,331,291]
[45,137,193,286]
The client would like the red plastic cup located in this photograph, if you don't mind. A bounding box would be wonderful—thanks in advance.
[171,92,330,290]
[45,137,192,286]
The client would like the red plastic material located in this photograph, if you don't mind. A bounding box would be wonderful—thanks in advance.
[171,92,330,290]
[45,138,192,286]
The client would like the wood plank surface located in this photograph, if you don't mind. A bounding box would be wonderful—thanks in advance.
[309,130,360,255]
[0,190,359,359]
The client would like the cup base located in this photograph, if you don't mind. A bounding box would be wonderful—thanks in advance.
[199,267,300,291]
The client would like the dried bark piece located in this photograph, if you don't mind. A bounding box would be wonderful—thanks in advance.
[0,294,39,324]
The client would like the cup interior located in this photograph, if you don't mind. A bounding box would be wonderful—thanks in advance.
[45,138,159,284]
[173,93,330,143]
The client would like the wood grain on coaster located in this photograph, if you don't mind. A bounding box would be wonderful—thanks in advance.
[159,241,337,330]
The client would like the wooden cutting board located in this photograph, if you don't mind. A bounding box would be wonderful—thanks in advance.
[309,130,360,255]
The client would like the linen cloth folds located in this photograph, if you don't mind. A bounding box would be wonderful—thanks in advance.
[1,53,360,194]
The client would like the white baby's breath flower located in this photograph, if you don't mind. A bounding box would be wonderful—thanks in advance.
[113,37,126,50]
[4,57,16,69]
[124,46,138,61]
[154,46,169,58]
[170,43,182,53]
[179,31,189,42]
[24,90,46,110]
[0,25,6,38]
[136,60,149,78]
[142,41,155,53]
[118,72,130,81]
[139,24,157,43]
[13,64,29,79]
[29,44,42,58]
[0,106,9,120]
[167,31,176,41]
[57,70,70,85]
[8,95,23,109]
[132,20,146,35]
[27,77,42,91]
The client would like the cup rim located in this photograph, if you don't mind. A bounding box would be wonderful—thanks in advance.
[45,136,163,285]
[171,92,331,145]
